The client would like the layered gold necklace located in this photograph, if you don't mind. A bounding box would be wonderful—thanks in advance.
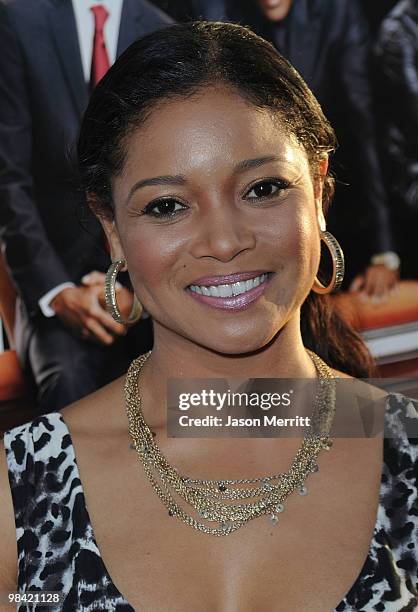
[124,349,336,536]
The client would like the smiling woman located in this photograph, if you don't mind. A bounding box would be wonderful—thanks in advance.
[78,20,371,375]
[1,20,417,612]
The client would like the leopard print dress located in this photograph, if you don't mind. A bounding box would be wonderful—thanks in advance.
[3,393,418,611]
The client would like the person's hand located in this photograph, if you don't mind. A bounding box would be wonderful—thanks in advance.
[348,264,399,303]
[50,285,127,344]
[81,271,135,320]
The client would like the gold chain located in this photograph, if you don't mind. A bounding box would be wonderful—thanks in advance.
[124,349,336,536]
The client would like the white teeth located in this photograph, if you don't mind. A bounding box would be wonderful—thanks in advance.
[218,285,230,297]
[233,281,248,295]
[253,276,262,288]
[189,273,268,298]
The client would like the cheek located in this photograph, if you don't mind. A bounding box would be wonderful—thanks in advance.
[297,214,321,274]
[120,223,184,290]
[271,210,320,313]
[274,202,320,277]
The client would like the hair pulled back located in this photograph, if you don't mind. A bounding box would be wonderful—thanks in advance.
[78,21,375,377]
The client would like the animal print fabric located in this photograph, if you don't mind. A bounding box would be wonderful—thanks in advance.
[3,393,418,611]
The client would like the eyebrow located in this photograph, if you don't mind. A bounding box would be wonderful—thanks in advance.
[126,174,186,204]
[125,155,291,204]
[233,155,289,173]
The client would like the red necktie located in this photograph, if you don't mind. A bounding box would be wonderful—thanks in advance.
[90,5,110,89]
[90,6,111,253]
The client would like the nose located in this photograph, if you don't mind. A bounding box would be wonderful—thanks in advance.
[189,198,256,262]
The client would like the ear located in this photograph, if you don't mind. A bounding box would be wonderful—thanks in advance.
[87,194,127,269]
[100,215,126,267]
[314,157,328,233]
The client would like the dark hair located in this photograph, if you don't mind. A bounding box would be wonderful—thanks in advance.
[78,21,375,377]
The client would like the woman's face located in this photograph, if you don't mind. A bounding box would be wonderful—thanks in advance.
[107,85,326,354]
[257,0,294,22]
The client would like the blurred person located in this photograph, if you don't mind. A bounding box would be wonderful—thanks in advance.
[0,0,173,413]
[362,0,400,34]
[150,0,227,21]
[190,0,402,301]
[0,22,417,610]
[374,0,418,279]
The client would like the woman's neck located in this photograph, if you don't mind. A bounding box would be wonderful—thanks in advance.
[148,315,315,379]
[136,315,318,429]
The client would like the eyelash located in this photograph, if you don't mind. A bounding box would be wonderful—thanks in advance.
[139,178,290,220]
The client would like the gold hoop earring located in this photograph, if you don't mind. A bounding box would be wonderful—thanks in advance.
[312,231,345,294]
[104,259,143,324]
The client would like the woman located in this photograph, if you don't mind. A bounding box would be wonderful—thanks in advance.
[1,22,417,612]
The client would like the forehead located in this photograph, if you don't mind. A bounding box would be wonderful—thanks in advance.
[120,86,309,179]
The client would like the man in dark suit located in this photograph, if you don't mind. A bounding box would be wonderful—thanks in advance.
[150,0,227,21]
[0,0,173,413]
[374,0,418,279]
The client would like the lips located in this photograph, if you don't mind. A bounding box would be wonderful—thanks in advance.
[186,272,274,312]
[187,270,272,288]
[261,0,282,7]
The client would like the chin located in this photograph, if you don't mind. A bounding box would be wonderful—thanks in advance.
[264,8,289,21]
[195,324,280,357]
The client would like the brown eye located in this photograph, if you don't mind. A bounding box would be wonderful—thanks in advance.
[245,179,289,200]
[144,198,187,218]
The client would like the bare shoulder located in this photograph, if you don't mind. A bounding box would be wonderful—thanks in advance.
[0,436,18,593]
[60,375,126,435]
[331,367,352,379]
[330,367,389,403]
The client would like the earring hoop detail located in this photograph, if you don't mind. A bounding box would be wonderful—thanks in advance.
[105,259,143,324]
[312,231,345,294]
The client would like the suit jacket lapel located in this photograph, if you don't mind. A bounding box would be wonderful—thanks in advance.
[117,0,145,57]
[286,0,321,91]
[48,0,89,118]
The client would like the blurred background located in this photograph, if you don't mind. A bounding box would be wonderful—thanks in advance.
[1,0,417,433]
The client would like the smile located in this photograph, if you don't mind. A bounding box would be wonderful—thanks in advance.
[189,273,269,297]
[186,272,274,311]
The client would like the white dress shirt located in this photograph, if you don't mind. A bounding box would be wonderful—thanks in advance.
[72,0,123,82]
[39,0,123,317]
